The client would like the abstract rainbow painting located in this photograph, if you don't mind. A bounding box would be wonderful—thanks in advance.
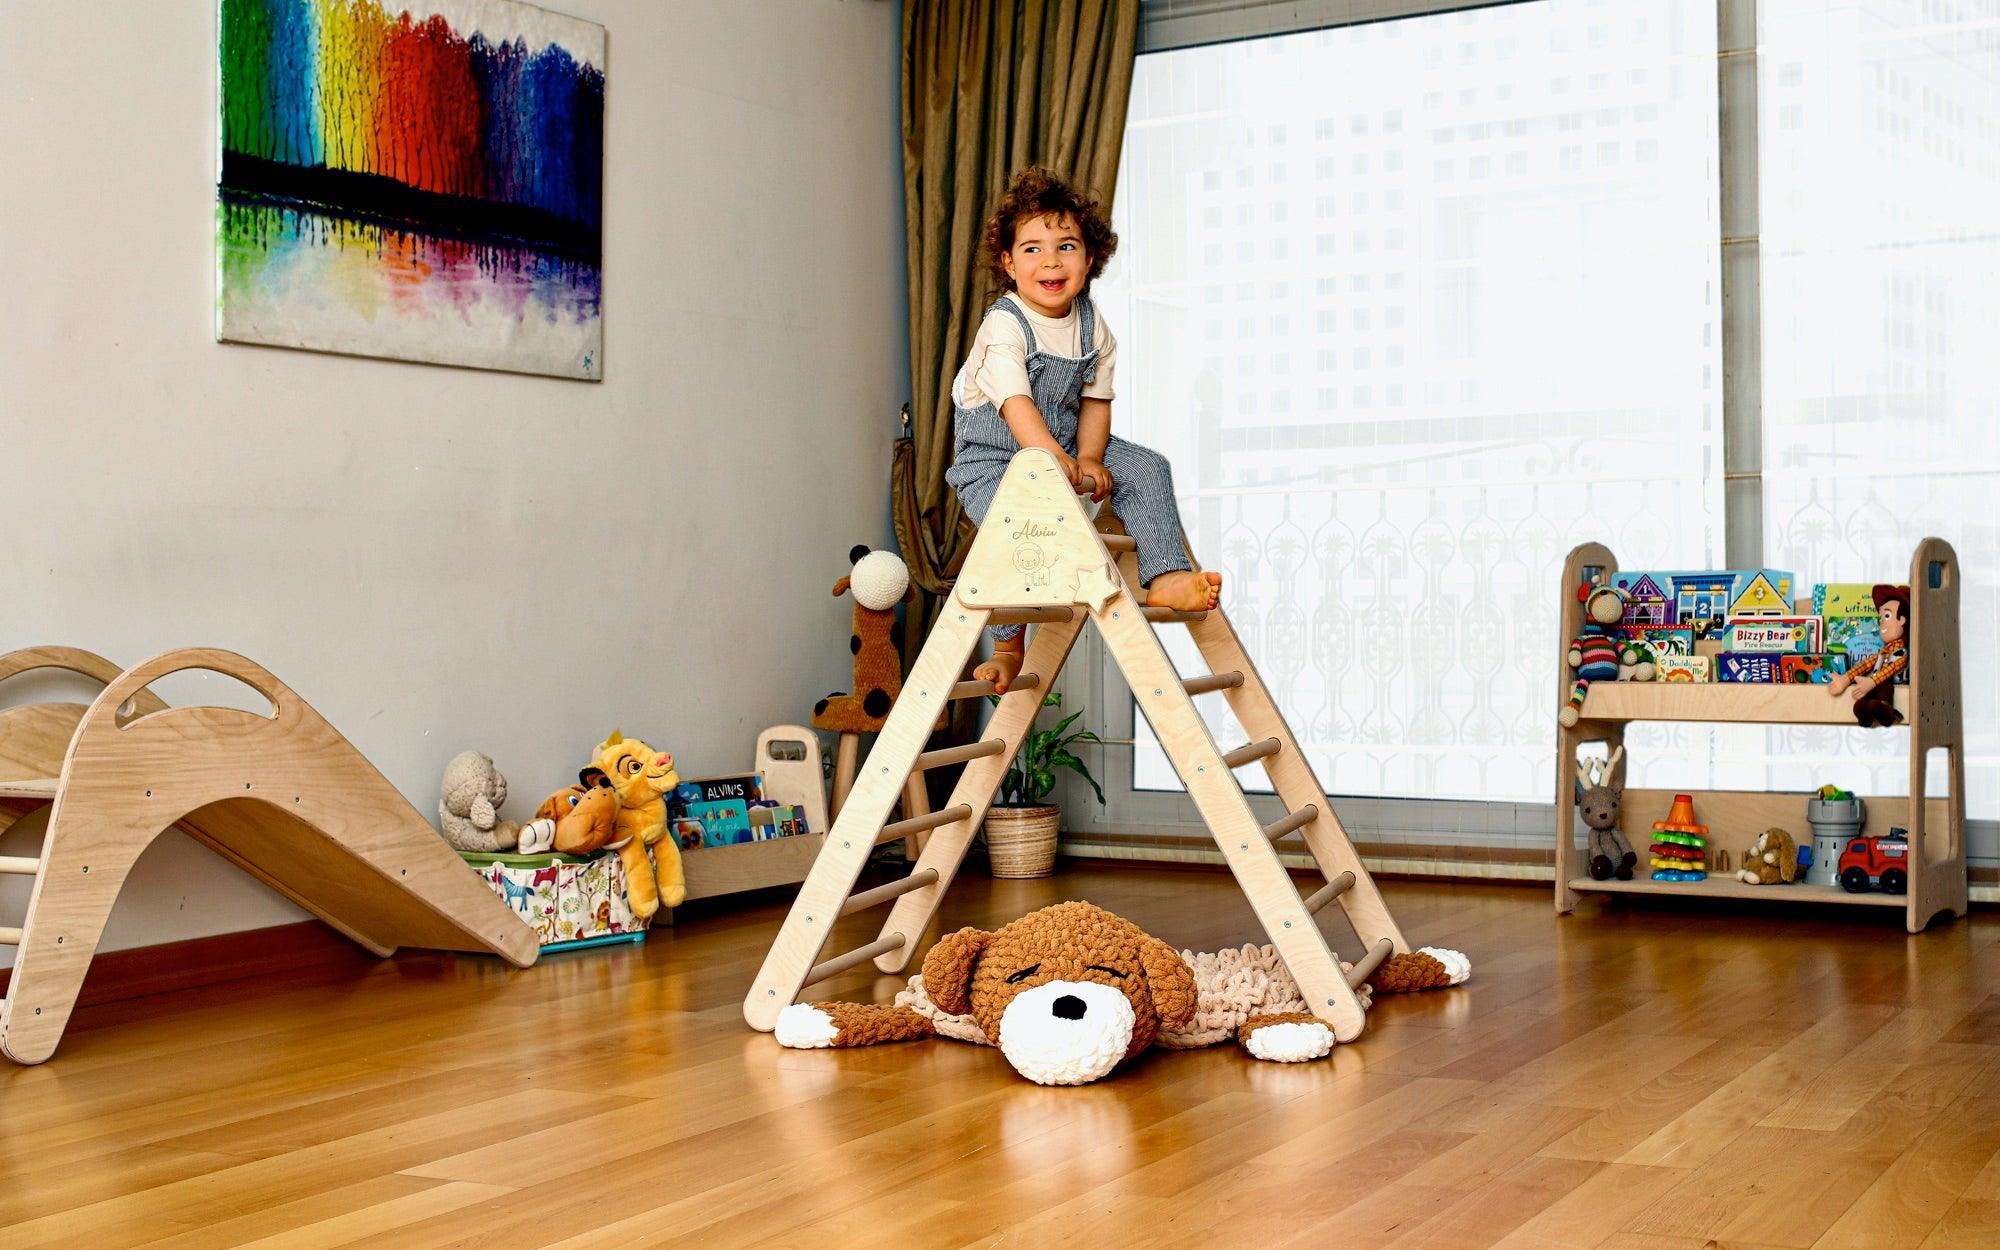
[217,0,605,379]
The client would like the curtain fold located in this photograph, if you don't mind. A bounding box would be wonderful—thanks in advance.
[894,0,1141,681]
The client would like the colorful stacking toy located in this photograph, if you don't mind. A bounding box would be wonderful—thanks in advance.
[1649,793,1709,881]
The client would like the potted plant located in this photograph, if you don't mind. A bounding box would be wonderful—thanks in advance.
[981,692,1105,878]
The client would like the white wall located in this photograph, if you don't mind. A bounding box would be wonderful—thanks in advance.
[0,0,907,964]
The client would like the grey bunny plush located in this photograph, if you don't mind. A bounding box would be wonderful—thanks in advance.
[1576,746,1635,881]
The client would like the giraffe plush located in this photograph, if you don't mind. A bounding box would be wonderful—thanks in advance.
[812,545,913,734]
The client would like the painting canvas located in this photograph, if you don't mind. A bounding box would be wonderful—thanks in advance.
[217,0,605,379]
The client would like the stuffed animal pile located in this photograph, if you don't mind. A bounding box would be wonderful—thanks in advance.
[774,900,1469,1085]
[441,731,686,922]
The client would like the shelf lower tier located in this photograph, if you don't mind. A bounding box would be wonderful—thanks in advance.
[1578,681,1910,725]
[1568,875,1904,907]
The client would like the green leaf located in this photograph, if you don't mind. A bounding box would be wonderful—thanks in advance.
[1049,751,1106,805]
[1049,709,1083,740]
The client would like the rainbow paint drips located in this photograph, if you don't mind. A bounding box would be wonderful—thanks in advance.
[216,0,606,378]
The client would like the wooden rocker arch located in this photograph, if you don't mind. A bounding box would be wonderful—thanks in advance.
[0,646,537,1065]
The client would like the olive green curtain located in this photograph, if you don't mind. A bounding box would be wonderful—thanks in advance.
[893,0,1141,681]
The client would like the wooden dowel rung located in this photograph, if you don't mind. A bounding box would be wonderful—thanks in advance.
[988,608,1077,626]
[0,927,21,945]
[839,869,939,917]
[1181,672,1245,696]
[804,933,906,987]
[1100,533,1137,551]
[1304,872,1356,914]
[913,739,1006,772]
[1263,804,1319,842]
[1221,738,1281,769]
[1142,606,1208,623]
[1346,938,1396,987]
[875,804,973,846]
[0,855,39,876]
[948,673,1041,700]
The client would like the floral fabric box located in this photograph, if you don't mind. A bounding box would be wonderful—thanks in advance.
[461,850,650,950]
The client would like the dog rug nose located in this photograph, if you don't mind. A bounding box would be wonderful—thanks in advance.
[1052,994,1087,1020]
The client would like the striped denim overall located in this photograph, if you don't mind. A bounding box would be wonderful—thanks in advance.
[946,296,1191,639]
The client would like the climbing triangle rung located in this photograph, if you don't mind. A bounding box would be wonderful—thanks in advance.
[1346,938,1395,987]
[1181,672,1244,696]
[1221,738,1282,769]
[1304,872,1356,913]
[875,804,972,846]
[1100,533,1137,552]
[840,869,939,917]
[0,928,21,946]
[913,739,1005,772]
[805,934,906,988]
[990,608,1076,626]
[1264,804,1319,843]
[948,673,1041,700]
[1142,606,1208,623]
[0,856,38,876]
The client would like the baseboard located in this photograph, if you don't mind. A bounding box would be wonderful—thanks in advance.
[0,920,379,1009]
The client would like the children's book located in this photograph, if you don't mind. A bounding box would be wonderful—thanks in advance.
[1814,583,1883,658]
[1655,655,1711,683]
[1781,653,1849,685]
[1720,617,1820,654]
[1717,652,1784,683]
[1614,624,1695,657]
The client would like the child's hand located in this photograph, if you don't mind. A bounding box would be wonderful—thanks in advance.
[1076,458,1113,502]
[1054,450,1084,492]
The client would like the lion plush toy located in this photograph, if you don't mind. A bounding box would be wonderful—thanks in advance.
[595,731,684,917]
[775,901,1469,1085]
[1736,826,1800,886]
[532,767,622,856]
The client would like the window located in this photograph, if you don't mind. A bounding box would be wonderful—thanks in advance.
[1094,0,1722,806]
[1757,0,2000,818]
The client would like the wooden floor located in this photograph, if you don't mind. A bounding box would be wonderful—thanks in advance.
[2,864,1996,1249]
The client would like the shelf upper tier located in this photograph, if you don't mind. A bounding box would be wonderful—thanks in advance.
[1577,681,1911,725]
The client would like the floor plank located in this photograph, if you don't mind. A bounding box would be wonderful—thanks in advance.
[0,866,1990,1249]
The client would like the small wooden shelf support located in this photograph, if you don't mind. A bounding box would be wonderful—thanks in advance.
[1554,540,1967,933]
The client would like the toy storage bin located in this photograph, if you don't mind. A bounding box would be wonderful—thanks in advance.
[1804,795,1867,888]
[461,850,650,951]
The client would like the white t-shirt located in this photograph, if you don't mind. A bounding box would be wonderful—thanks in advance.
[952,293,1118,410]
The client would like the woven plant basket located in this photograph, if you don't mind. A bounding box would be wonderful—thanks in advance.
[983,805,1060,878]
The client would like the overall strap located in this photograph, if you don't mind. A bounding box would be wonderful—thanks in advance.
[1078,297,1098,383]
[990,298,1041,358]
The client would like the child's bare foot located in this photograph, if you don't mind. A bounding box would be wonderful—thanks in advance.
[1146,570,1223,614]
[973,641,1026,693]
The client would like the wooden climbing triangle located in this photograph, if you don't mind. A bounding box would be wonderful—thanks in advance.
[745,448,1414,1042]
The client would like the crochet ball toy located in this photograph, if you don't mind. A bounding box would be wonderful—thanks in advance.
[775,901,1469,1085]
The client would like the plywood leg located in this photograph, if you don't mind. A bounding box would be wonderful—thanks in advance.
[1555,728,1582,914]
[0,804,152,1065]
[830,732,860,823]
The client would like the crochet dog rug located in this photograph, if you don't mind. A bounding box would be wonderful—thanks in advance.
[775,901,1469,1085]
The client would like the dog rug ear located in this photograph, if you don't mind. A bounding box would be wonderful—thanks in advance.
[1138,936,1199,1031]
[921,926,991,1017]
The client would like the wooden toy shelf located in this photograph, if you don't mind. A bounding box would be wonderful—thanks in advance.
[1554,539,1967,934]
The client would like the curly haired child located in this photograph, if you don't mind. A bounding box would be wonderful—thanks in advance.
[947,167,1222,692]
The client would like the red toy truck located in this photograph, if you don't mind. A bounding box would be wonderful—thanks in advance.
[1838,828,1910,894]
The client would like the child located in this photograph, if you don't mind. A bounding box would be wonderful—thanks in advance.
[946,167,1222,693]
